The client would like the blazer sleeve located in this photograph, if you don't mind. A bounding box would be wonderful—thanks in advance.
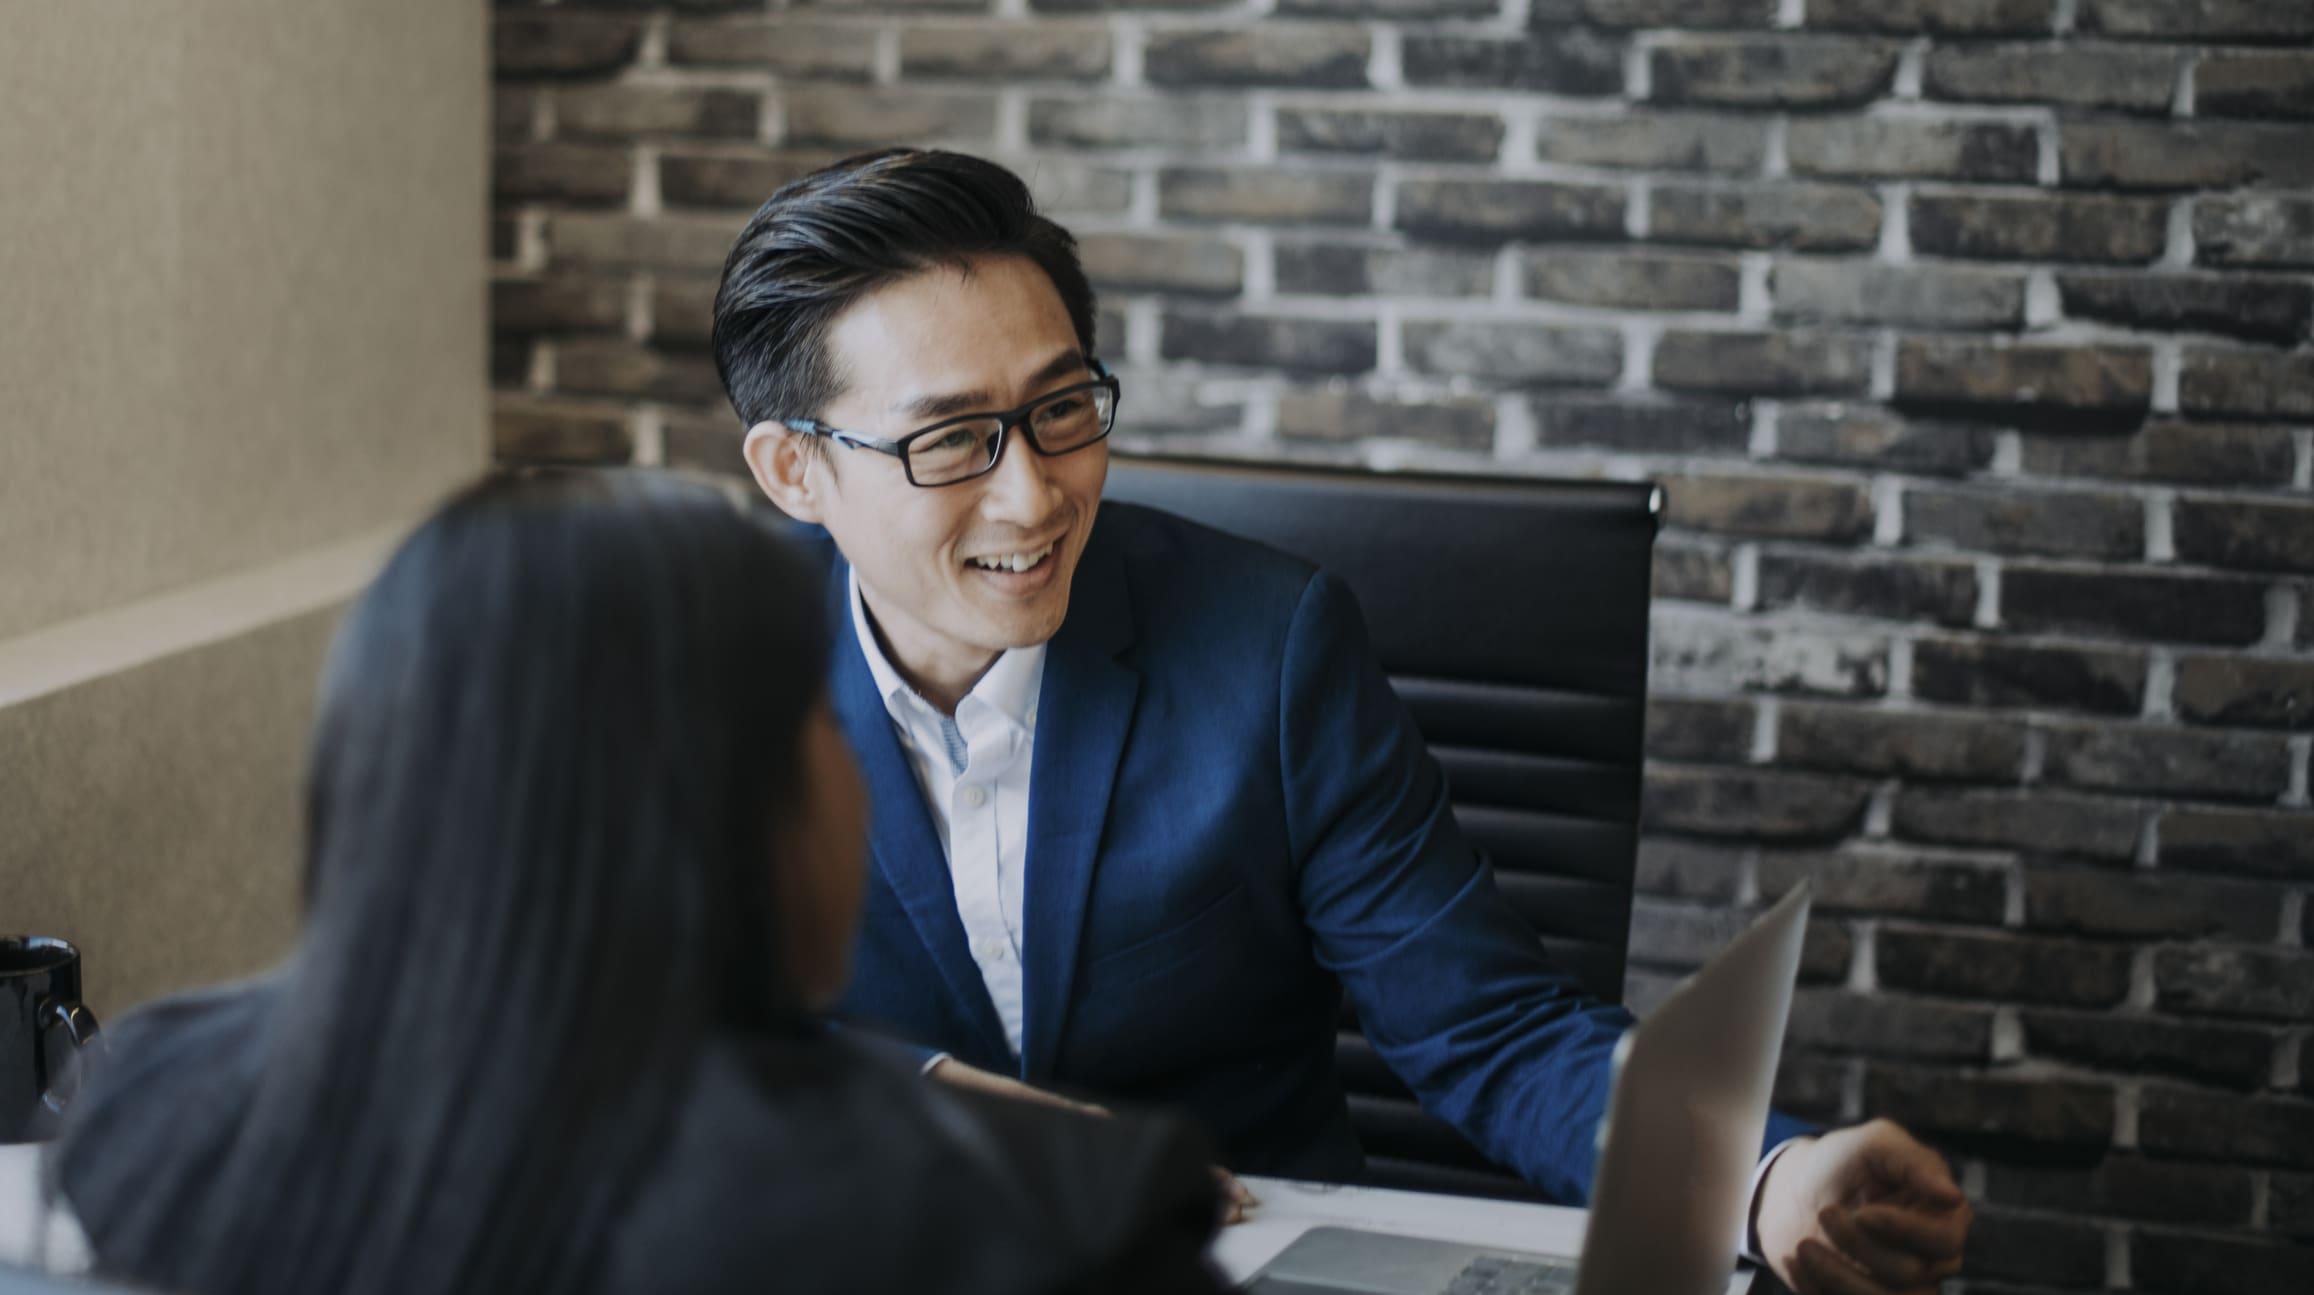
[1276,571,1813,1204]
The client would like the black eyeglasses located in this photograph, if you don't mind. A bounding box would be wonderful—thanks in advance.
[782,360,1122,488]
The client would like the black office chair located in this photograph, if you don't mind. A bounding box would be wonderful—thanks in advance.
[1103,454,1660,1201]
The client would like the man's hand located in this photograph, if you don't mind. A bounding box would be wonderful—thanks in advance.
[926,1057,1261,1225]
[1755,1119,1972,1295]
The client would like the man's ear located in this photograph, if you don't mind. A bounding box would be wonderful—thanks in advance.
[744,422,827,524]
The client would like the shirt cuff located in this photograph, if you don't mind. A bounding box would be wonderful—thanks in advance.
[919,1050,953,1077]
[1739,1137,1804,1265]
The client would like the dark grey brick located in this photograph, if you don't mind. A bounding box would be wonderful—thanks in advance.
[2078,0,2314,43]
[1402,320,1622,386]
[1910,191,2168,263]
[659,152,823,210]
[1533,398,1753,455]
[1158,168,1370,225]
[898,22,1112,80]
[1906,483,2145,561]
[494,88,538,148]
[1778,703,2026,782]
[1402,31,1623,95]
[1649,36,1900,108]
[1771,1055,1849,1123]
[1775,261,2026,330]
[1274,390,1492,451]
[2173,495,2314,574]
[1628,900,1851,980]
[1031,0,1236,8]
[1278,0,1496,14]
[1653,540,1735,603]
[1964,1212,2110,1289]
[2002,564,2267,646]
[647,279,716,347]
[2019,1011,2278,1090]
[494,401,633,465]
[2199,50,2314,120]
[495,144,630,206]
[1535,112,1769,174]
[2020,421,2298,488]
[1144,26,1369,89]
[1787,989,1993,1062]
[1893,787,2142,860]
[1276,108,1501,162]
[1757,846,2009,923]
[1160,313,1374,373]
[2179,347,2314,419]
[1896,339,2152,420]
[1652,183,1883,251]
[2275,1173,2314,1239]
[2061,120,2314,190]
[1911,635,2145,715]
[1986,1155,2256,1226]
[1787,116,2038,182]
[1525,250,1741,312]
[2195,195,2314,268]
[2025,867,2277,940]
[1755,550,1980,627]
[667,18,876,77]
[2132,1230,2314,1295]
[1924,42,2177,113]
[1108,370,1245,436]
[554,85,762,139]
[1805,0,2056,34]
[1077,233,1243,296]
[1652,614,1890,697]
[2173,653,2314,731]
[548,212,744,273]
[1865,1067,2115,1149]
[2159,807,2314,879]
[782,87,996,148]
[553,338,723,405]
[1395,179,1626,246]
[1660,472,1875,542]
[1274,243,1493,298]
[1021,159,1136,217]
[1776,405,1997,477]
[493,276,626,335]
[2139,1085,2314,1168]
[2046,721,2292,804]
[660,412,746,479]
[1644,697,1756,763]
[1653,330,1871,397]
[1572,0,1776,25]
[2058,271,2312,346]
[1027,95,1247,151]
[1641,766,1872,841]
[1635,834,1748,902]
[494,14,645,77]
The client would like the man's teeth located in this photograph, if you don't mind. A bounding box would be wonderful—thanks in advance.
[968,544,1054,573]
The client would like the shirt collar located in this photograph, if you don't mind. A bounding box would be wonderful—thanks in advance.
[847,570,1045,734]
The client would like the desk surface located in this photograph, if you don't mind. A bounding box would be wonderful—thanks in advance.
[1219,1176,1758,1294]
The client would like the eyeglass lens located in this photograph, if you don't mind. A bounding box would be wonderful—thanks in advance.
[905,385,1115,485]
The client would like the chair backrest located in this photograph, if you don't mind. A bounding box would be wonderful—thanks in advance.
[1102,454,1660,1200]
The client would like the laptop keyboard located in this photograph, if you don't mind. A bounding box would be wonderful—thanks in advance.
[1438,1254,1578,1295]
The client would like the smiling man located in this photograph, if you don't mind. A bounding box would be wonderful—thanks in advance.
[712,149,1970,1295]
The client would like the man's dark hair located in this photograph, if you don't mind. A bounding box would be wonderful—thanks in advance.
[711,148,1098,430]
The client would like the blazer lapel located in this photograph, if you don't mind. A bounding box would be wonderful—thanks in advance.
[825,564,1012,1062]
[1020,532,1138,1082]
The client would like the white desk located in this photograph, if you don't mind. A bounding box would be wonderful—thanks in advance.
[1217,1176,1760,1294]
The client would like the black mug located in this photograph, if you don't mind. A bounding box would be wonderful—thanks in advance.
[1,936,101,1142]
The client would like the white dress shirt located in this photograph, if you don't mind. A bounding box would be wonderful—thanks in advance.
[850,573,1044,1058]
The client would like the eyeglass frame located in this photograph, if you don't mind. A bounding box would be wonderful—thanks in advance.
[779,358,1122,488]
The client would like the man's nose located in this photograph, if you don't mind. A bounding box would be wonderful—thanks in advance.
[978,424,1061,523]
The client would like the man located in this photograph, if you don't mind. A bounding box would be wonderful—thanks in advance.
[715,148,1969,1294]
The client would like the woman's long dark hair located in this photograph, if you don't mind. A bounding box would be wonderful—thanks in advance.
[56,469,828,1295]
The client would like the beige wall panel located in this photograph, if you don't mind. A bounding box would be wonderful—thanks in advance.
[0,0,486,640]
[0,608,340,1016]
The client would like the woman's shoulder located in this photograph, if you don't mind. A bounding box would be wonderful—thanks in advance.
[609,1034,1224,1295]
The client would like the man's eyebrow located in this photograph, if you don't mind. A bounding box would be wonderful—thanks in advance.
[892,349,1088,422]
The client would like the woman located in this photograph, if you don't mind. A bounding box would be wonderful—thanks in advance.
[43,470,1223,1294]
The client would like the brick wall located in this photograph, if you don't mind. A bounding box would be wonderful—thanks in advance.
[490,1,2314,1287]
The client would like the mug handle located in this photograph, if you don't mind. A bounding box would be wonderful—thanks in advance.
[38,1000,102,1116]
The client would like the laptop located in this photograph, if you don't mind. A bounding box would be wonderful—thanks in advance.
[1243,880,1812,1295]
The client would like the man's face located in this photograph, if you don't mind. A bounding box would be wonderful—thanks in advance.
[804,255,1107,683]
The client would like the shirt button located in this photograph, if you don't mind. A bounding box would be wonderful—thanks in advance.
[978,939,1010,963]
[960,785,989,809]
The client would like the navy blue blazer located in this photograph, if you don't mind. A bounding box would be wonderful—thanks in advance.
[828,502,1809,1203]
